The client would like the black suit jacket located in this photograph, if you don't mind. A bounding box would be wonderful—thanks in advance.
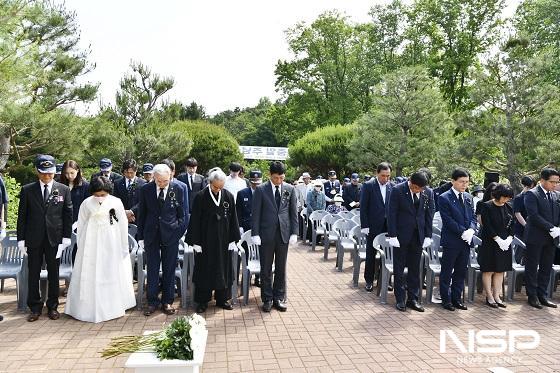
[114,176,146,215]
[177,172,206,212]
[17,181,73,248]
[524,186,560,245]
[342,183,361,210]
[387,182,435,247]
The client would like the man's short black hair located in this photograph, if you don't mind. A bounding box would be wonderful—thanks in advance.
[540,168,559,181]
[377,162,392,174]
[269,161,286,175]
[451,168,470,180]
[122,159,137,172]
[410,171,429,188]
[90,176,114,194]
[185,158,198,167]
[492,184,514,200]
[418,167,432,182]
[229,162,242,172]
[161,158,175,172]
[521,175,535,188]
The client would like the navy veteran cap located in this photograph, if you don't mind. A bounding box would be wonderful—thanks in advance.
[99,158,112,171]
[142,163,154,174]
[35,155,56,174]
[343,177,350,182]
[351,173,359,180]
[249,170,262,183]
[328,170,336,176]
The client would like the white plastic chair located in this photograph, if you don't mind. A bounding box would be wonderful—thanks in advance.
[322,214,343,261]
[237,230,274,305]
[0,235,26,310]
[351,226,367,287]
[309,210,328,251]
[506,237,526,301]
[333,219,357,271]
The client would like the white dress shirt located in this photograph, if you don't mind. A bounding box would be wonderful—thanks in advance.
[378,178,387,204]
[156,185,169,200]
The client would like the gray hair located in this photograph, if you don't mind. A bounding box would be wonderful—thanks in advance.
[207,167,227,183]
[153,164,171,176]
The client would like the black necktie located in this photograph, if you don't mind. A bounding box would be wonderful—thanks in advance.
[275,185,281,209]
[413,193,419,210]
[158,188,165,206]
[190,175,194,191]
[547,192,554,212]
[43,184,49,204]
[458,192,464,207]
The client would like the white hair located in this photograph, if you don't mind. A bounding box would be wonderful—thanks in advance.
[153,164,171,176]
[207,167,227,183]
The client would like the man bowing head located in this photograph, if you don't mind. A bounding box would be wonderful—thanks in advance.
[251,161,298,312]
[137,164,189,316]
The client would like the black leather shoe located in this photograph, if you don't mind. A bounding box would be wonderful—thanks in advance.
[406,300,425,312]
[27,312,41,322]
[262,301,273,312]
[442,303,455,311]
[528,296,542,309]
[47,309,60,320]
[538,297,557,308]
[396,302,406,312]
[273,300,287,312]
[388,285,394,292]
[162,303,176,315]
[217,301,234,310]
[486,298,498,308]
[144,305,158,316]
[365,283,374,292]
[254,278,261,287]
[452,301,468,310]
[495,300,507,308]
[196,303,207,313]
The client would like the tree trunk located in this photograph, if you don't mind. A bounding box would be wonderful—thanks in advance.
[0,130,10,170]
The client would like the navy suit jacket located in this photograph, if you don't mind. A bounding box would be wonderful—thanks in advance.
[524,186,560,245]
[360,178,393,235]
[387,182,435,247]
[236,187,254,232]
[114,177,146,216]
[438,189,477,249]
[323,180,341,201]
[342,183,361,210]
[177,172,206,212]
[137,180,189,247]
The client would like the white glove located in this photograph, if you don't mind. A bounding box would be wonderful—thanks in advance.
[72,222,78,231]
[549,227,560,238]
[1,221,6,229]
[239,227,244,235]
[361,228,370,235]
[228,242,236,251]
[138,240,144,250]
[252,236,261,245]
[494,237,508,251]
[461,228,475,244]
[193,244,202,253]
[422,237,433,248]
[62,237,71,247]
[388,237,400,248]
[289,234,297,245]
[18,240,27,256]
[56,244,65,259]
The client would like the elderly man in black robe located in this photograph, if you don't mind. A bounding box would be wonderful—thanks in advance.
[186,167,241,313]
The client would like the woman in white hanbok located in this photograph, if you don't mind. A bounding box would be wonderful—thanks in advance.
[65,177,136,322]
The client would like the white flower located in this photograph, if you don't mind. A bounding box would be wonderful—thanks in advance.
[188,314,206,329]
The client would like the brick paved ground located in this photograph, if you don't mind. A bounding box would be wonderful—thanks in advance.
[1,241,559,372]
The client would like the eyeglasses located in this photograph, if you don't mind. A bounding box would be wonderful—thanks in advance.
[546,180,560,184]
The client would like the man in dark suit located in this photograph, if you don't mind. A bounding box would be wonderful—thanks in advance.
[342,173,361,210]
[251,161,298,312]
[177,157,207,213]
[524,168,560,309]
[438,168,477,311]
[137,164,189,316]
[323,170,341,206]
[387,171,435,312]
[17,155,73,322]
[114,159,146,223]
[90,158,122,185]
[360,162,393,292]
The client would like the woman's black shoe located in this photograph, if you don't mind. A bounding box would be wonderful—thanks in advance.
[196,303,207,313]
[495,301,507,308]
[485,298,498,308]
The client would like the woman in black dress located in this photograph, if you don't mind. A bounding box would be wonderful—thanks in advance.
[479,184,514,308]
